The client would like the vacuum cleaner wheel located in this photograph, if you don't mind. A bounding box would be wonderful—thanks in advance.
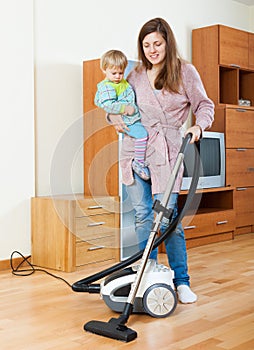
[143,283,177,318]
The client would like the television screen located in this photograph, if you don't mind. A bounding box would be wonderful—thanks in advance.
[181,131,225,190]
[183,138,221,177]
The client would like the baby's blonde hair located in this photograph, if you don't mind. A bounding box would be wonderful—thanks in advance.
[100,50,128,71]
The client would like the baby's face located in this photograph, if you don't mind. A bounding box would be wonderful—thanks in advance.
[104,66,124,84]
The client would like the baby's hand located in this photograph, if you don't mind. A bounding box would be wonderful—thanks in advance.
[124,105,135,115]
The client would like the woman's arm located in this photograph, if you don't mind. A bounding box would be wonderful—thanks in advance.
[183,64,215,132]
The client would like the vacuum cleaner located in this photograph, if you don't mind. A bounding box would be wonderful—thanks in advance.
[72,133,200,342]
[100,258,177,318]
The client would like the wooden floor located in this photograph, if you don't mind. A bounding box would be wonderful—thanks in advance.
[1,233,254,350]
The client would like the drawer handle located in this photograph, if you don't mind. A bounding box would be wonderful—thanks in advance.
[88,205,104,209]
[229,64,241,68]
[88,245,104,251]
[236,148,247,152]
[87,221,105,227]
[184,225,196,230]
[236,187,247,191]
[247,167,254,172]
[236,108,247,112]
[216,220,228,225]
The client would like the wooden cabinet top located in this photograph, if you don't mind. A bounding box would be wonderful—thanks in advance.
[192,24,253,70]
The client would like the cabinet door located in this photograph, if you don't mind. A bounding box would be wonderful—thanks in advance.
[225,108,254,148]
[219,26,249,69]
[192,25,219,105]
[83,108,119,196]
[83,60,119,197]
[226,149,254,187]
[249,33,254,70]
[235,187,254,227]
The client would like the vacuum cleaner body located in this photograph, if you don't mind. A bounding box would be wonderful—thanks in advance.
[100,259,177,318]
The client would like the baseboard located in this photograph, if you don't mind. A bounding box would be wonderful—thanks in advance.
[235,226,254,236]
[0,255,30,271]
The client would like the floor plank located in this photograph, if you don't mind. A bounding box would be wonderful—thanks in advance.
[0,233,253,350]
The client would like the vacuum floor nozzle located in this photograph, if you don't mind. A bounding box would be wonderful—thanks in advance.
[84,317,137,342]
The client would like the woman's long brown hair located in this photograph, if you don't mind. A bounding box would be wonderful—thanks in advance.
[137,17,183,93]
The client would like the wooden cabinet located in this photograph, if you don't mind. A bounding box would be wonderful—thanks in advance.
[193,24,254,236]
[31,194,120,272]
[192,24,254,106]
[221,107,254,233]
[223,106,254,233]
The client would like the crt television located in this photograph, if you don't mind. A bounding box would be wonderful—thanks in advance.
[181,131,225,190]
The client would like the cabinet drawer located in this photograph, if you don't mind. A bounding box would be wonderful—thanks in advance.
[75,197,117,216]
[76,236,116,266]
[75,213,116,241]
[183,210,235,239]
[226,149,254,187]
[225,108,254,148]
[212,210,235,234]
[235,187,254,227]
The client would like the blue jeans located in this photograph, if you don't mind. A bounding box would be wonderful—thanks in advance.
[126,172,190,287]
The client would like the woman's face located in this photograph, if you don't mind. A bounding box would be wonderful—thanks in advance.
[142,31,166,67]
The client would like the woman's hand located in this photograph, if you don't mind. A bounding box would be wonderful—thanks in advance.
[185,125,202,144]
[124,105,135,116]
[108,114,130,133]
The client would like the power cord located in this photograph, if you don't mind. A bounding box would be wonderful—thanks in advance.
[10,251,72,288]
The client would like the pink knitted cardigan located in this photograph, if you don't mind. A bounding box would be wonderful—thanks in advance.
[119,63,214,194]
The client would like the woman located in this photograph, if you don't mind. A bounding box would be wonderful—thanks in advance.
[109,18,214,303]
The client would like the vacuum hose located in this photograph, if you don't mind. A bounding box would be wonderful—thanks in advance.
[72,133,200,292]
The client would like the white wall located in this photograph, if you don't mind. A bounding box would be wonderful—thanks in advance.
[251,6,254,30]
[0,0,34,260]
[0,0,253,260]
[34,0,252,197]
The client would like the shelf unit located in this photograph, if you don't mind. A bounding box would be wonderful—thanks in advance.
[219,67,254,106]
[192,24,254,106]
[192,24,254,235]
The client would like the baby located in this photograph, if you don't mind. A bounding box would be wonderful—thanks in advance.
[94,49,150,181]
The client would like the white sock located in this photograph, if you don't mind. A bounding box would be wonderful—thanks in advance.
[177,285,197,304]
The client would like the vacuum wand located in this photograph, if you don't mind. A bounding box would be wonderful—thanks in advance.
[83,133,194,342]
